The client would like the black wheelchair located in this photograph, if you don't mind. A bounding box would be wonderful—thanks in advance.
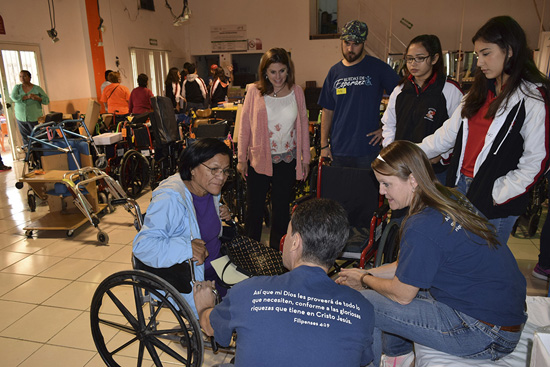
[304,158,401,275]
[90,197,234,366]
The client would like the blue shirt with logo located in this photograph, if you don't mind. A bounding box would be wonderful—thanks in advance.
[396,207,527,326]
[318,55,398,157]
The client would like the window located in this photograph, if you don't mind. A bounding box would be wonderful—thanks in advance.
[1,50,41,93]
[310,0,339,40]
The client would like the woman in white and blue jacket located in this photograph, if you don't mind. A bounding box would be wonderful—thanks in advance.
[419,16,550,248]
[133,138,233,315]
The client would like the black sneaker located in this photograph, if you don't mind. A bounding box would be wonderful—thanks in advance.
[0,164,11,172]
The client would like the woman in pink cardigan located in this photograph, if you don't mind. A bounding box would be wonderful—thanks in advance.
[237,48,311,250]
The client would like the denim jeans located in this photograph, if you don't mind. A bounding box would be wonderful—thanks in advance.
[455,174,518,247]
[362,290,523,366]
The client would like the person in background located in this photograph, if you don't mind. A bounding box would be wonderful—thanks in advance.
[381,34,463,184]
[318,20,399,168]
[10,70,50,146]
[180,63,192,111]
[337,141,527,367]
[182,63,208,112]
[210,66,233,107]
[194,198,375,367]
[207,64,218,91]
[419,16,550,248]
[100,71,130,115]
[165,67,182,112]
[133,138,234,302]
[532,170,550,281]
[101,69,113,94]
[100,69,113,111]
[128,73,154,114]
[237,47,310,250]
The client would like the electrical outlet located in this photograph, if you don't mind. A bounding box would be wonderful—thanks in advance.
[115,57,120,67]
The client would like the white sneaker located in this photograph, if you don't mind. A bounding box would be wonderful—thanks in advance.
[381,351,415,367]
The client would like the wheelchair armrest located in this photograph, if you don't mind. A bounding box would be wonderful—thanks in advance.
[293,193,315,206]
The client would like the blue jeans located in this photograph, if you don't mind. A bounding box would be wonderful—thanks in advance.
[362,290,523,366]
[455,174,518,247]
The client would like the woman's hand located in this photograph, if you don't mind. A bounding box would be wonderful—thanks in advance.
[191,239,208,265]
[301,162,310,181]
[335,268,368,291]
[219,204,232,221]
[237,162,247,181]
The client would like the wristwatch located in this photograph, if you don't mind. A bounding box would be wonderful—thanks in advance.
[360,272,374,289]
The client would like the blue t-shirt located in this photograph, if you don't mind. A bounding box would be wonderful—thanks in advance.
[396,207,527,326]
[318,55,398,157]
[210,265,374,367]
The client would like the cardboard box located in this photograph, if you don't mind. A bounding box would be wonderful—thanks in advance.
[93,132,123,145]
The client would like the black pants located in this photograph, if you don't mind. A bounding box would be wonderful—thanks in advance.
[245,160,296,250]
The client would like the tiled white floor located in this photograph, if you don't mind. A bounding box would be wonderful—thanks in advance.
[0,143,234,366]
[0,140,547,366]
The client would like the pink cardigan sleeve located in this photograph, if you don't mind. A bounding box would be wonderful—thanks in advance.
[237,85,255,164]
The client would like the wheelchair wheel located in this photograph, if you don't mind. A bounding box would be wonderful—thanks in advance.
[119,150,150,198]
[374,220,400,267]
[90,270,203,367]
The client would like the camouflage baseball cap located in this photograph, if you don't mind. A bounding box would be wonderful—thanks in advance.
[340,20,368,43]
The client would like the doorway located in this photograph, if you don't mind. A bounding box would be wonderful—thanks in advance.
[0,43,47,160]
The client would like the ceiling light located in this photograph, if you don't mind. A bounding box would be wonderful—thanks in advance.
[47,28,59,43]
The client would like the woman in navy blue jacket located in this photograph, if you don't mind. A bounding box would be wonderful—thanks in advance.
[382,34,463,184]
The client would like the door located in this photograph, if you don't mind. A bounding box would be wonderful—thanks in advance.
[0,43,47,160]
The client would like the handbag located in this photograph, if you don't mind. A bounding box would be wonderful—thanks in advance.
[133,256,193,294]
[221,235,287,277]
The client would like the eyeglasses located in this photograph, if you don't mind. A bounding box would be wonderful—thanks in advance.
[201,163,235,177]
[405,55,431,64]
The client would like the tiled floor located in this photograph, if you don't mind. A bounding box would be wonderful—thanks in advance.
[0,141,547,366]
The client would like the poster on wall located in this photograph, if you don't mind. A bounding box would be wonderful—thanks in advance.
[211,25,248,52]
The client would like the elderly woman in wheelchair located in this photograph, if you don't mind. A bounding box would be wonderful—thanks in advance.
[337,141,527,367]
[133,138,234,312]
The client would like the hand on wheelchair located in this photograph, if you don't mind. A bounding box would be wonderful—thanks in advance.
[191,238,209,265]
[336,268,367,291]
[320,146,333,160]
[193,280,217,337]
[219,204,232,221]
[194,281,217,307]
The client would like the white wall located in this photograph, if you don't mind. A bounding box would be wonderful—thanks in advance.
[185,0,550,87]
[96,0,190,88]
[0,0,93,103]
[0,0,191,110]
[0,0,548,108]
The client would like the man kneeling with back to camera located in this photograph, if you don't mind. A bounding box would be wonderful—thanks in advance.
[194,198,375,366]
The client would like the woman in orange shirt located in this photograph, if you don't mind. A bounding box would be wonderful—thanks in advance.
[100,71,130,115]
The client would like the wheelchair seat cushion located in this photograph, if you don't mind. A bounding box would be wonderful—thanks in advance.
[340,226,370,259]
[133,255,193,294]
